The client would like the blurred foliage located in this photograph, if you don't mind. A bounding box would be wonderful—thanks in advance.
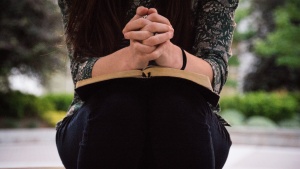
[41,93,73,111]
[233,30,256,42]
[278,115,300,128]
[243,58,300,92]
[220,92,299,123]
[0,91,71,127]
[241,0,300,91]
[0,91,54,118]
[220,109,300,128]
[245,116,277,128]
[0,0,65,91]
[41,110,66,127]
[0,118,20,128]
[233,0,256,42]
[254,0,300,68]
[0,117,46,128]
[220,109,245,126]
[234,1,251,24]
[224,79,238,88]
[250,0,284,34]
[228,55,239,66]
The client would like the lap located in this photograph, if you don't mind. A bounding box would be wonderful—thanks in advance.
[56,78,231,169]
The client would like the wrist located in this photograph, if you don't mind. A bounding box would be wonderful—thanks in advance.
[160,43,182,69]
[123,46,149,70]
[180,47,187,70]
[120,47,135,70]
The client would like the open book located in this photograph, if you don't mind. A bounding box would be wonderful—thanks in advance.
[75,66,219,106]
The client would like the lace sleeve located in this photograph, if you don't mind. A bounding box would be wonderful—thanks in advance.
[193,0,238,93]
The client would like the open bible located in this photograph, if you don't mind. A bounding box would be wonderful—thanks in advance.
[75,66,220,106]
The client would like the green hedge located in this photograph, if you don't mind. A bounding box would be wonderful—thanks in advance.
[0,91,53,118]
[1,90,298,127]
[220,92,299,122]
[41,93,73,111]
[41,110,66,127]
[0,91,72,119]
[220,109,245,126]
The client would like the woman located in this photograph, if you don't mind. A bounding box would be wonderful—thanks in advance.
[56,0,239,168]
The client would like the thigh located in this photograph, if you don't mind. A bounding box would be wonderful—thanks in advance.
[147,78,216,169]
[77,80,147,169]
[208,113,232,169]
[56,106,89,169]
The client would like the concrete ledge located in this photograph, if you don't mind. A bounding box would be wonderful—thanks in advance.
[1,128,300,169]
[228,127,300,147]
[0,128,56,144]
[1,127,300,147]
[6,168,63,169]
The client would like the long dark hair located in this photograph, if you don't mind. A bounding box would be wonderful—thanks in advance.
[66,0,194,59]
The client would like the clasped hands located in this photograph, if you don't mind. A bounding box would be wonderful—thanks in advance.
[122,6,181,70]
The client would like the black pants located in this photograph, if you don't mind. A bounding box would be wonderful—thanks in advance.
[56,78,231,169]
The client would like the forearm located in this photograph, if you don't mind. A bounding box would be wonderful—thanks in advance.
[92,6,167,77]
[91,47,132,77]
[185,51,214,83]
[92,43,158,77]
[157,43,214,83]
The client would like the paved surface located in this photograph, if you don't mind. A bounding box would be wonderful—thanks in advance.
[228,127,300,147]
[0,129,300,169]
[0,129,62,169]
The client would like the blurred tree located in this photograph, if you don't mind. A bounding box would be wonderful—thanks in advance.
[242,0,300,92]
[0,0,65,91]
[255,0,300,68]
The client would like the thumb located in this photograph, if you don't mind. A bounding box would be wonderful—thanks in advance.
[148,8,158,15]
[136,6,149,16]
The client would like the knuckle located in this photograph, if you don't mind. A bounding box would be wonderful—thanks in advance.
[122,25,128,33]
[154,36,162,44]
[140,18,150,26]
[153,53,160,60]
[149,51,160,60]
[140,25,148,32]
[146,31,153,38]
[168,32,174,39]
[132,41,140,50]
[144,46,155,53]
[142,32,151,40]
[160,33,168,41]
[124,32,130,38]
[147,23,155,31]
[150,46,156,53]
[143,38,154,46]
[155,36,161,43]
[150,13,159,21]
[164,24,170,31]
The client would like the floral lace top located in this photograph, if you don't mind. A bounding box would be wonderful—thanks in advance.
[57,0,239,126]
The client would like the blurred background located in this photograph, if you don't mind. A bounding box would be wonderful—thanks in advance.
[0,0,299,168]
[0,0,299,129]
[0,0,71,128]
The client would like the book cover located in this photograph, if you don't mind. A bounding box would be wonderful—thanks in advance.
[75,67,220,106]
